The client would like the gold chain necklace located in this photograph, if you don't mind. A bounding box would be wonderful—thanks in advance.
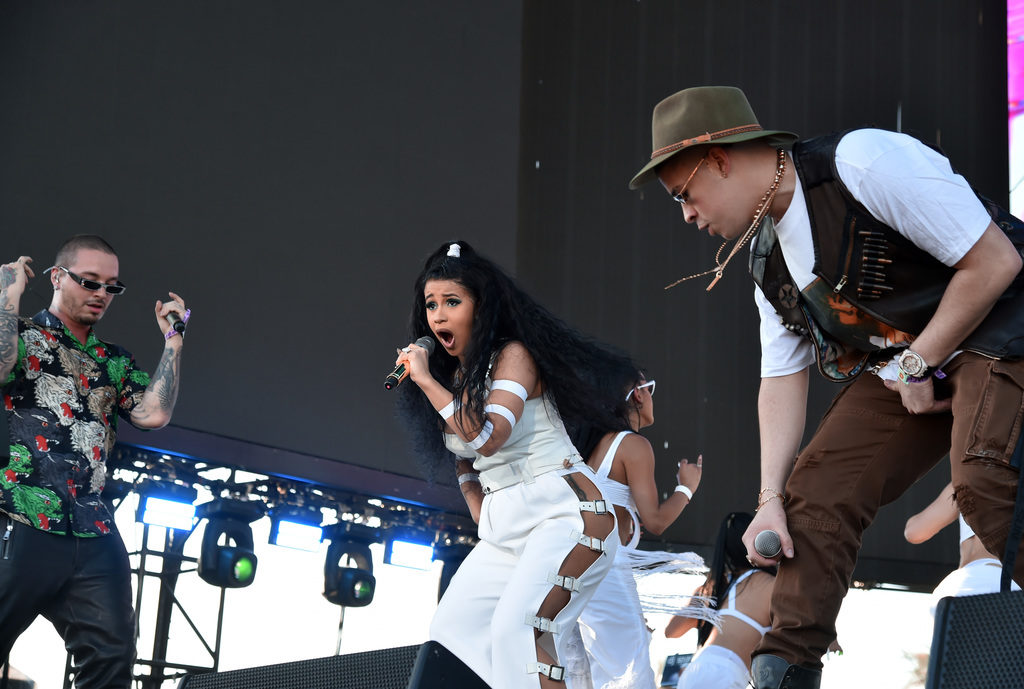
[665,147,787,292]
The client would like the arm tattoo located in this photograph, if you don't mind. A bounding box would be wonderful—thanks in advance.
[131,346,182,425]
[150,346,181,411]
[0,277,18,376]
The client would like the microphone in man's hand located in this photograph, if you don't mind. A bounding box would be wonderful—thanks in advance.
[754,529,782,559]
[165,312,186,334]
[384,336,436,390]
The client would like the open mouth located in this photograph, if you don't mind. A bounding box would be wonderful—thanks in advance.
[435,329,455,349]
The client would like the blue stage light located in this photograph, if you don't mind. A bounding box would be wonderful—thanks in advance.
[269,505,324,551]
[136,481,197,532]
[384,529,435,570]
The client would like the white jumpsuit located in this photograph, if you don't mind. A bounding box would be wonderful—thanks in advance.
[429,393,618,689]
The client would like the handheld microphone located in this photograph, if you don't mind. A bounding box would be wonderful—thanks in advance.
[385,336,435,390]
[753,529,782,559]
[165,312,186,334]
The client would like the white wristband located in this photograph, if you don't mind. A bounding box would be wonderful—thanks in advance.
[458,473,481,486]
[674,485,693,500]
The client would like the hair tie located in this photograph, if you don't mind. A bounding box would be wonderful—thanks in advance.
[447,243,461,258]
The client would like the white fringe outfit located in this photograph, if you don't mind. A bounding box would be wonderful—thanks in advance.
[576,431,710,689]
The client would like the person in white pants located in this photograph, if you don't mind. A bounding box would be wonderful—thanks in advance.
[575,372,705,689]
[397,240,639,689]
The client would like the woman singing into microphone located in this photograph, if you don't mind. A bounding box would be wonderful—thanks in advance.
[395,240,636,689]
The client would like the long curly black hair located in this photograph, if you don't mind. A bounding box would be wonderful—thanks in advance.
[571,366,650,461]
[696,511,778,647]
[396,240,637,477]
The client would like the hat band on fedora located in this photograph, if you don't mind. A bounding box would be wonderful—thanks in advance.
[650,124,764,159]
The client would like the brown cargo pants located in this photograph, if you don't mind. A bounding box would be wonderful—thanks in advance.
[757,352,1024,669]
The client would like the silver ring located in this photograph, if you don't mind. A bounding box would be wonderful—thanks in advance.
[401,347,411,353]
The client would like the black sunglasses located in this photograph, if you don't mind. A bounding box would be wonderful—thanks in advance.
[50,266,126,295]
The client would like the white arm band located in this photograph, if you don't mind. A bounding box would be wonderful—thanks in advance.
[491,379,529,401]
[484,403,518,430]
[458,472,481,486]
[467,420,494,450]
[674,485,694,500]
[438,400,457,420]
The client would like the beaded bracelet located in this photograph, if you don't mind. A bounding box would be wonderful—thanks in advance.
[756,487,786,511]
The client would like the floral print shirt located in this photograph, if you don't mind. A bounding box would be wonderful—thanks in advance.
[1,310,150,536]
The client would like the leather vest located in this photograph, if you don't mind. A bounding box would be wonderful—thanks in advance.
[751,131,1024,382]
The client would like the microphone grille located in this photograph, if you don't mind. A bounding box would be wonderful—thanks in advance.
[415,336,436,355]
[754,529,782,559]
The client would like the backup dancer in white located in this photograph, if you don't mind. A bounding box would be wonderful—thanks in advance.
[666,512,775,689]
[396,240,640,689]
[575,373,705,689]
[905,481,1022,616]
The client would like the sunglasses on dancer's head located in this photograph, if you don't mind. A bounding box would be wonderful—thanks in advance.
[49,266,127,295]
[625,380,656,401]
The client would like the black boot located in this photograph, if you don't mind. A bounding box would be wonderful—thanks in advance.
[750,654,822,689]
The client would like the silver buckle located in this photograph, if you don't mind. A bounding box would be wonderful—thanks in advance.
[527,662,565,681]
[546,572,581,592]
[570,529,605,553]
[578,499,608,514]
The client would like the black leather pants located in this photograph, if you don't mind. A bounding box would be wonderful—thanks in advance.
[0,514,135,689]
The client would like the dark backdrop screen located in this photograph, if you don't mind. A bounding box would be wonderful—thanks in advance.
[0,2,522,496]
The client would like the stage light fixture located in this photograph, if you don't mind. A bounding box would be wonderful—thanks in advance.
[268,505,324,552]
[322,522,381,607]
[135,480,197,532]
[383,528,435,570]
[196,498,265,588]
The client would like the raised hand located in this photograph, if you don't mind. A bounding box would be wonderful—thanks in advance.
[1,256,35,303]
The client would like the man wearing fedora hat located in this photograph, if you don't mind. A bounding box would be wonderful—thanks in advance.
[631,86,1024,688]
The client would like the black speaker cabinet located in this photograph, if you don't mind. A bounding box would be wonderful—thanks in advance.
[406,641,488,689]
[927,591,1024,689]
[176,641,491,689]
[177,644,421,689]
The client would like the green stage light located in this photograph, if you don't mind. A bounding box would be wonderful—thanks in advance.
[352,579,373,601]
[233,555,256,584]
[322,522,381,607]
[196,499,265,589]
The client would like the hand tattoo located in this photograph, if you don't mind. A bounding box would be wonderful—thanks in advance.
[0,266,15,291]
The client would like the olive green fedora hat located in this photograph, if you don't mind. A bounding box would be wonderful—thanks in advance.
[629,86,798,189]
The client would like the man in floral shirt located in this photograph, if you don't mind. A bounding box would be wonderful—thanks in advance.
[0,235,187,688]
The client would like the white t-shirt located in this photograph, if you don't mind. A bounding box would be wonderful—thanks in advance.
[756,129,993,378]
